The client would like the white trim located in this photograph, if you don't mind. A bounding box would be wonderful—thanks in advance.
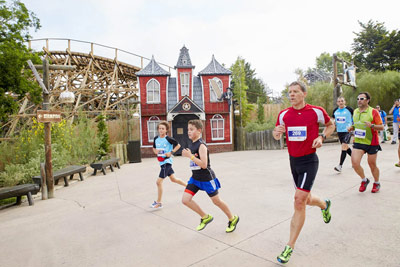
[191,71,194,100]
[207,142,232,145]
[200,75,205,110]
[180,72,190,96]
[141,145,153,148]
[146,78,161,104]
[279,109,289,126]
[138,76,143,147]
[210,114,225,140]
[147,116,160,142]
[209,77,223,103]
[300,172,307,189]
[166,76,169,112]
[312,108,325,124]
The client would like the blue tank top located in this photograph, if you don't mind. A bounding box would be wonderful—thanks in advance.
[333,106,353,132]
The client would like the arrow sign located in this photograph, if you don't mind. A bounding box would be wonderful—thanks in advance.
[37,110,62,123]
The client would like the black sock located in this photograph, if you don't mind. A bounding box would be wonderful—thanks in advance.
[347,148,352,156]
[340,150,347,165]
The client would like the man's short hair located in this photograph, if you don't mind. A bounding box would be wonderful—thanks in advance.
[188,120,203,130]
[158,121,169,131]
[289,81,307,92]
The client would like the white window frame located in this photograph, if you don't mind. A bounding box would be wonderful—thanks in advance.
[209,77,223,102]
[180,72,190,96]
[146,79,160,103]
[148,116,160,142]
[210,114,224,140]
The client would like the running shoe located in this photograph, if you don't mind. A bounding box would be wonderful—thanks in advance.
[277,245,293,264]
[359,178,370,192]
[321,199,331,223]
[226,215,240,233]
[391,141,397,144]
[395,163,400,168]
[196,214,213,231]
[150,201,162,209]
[334,165,342,173]
[371,183,381,193]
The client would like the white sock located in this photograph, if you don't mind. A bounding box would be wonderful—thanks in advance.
[362,178,367,182]
[374,181,380,184]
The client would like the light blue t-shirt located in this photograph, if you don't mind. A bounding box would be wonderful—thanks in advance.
[333,106,353,132]
[153,136,178,165]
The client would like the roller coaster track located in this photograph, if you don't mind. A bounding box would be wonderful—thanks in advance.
[2,38,172,137]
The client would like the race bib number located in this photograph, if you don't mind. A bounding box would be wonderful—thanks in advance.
[190,160,201,170]
[288,126,307,141]
[157,149,166,157]
[354,129,366,139]
[336,117,346,123]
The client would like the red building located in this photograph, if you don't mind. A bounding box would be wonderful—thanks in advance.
[137,46,233,157]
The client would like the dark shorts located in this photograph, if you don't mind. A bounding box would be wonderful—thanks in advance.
[184,177,221,197]
[353,143,382,155]
[159,163,174,178]
[338,132,352,144]
[289,153,319,192]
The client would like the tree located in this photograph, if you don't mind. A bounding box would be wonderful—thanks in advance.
[230,57,252,127]
[0,0,41,128]
[351,20,400,71]
[243,61,267,103]
[256,97,265,124]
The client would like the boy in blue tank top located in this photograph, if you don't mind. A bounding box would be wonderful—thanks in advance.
[332,96,353,173]
[181,120,239,233]
[150,121,187,209]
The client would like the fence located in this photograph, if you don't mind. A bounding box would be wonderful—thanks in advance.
[235,127,283,151]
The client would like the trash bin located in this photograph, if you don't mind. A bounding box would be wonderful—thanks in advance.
[127,140,141,163]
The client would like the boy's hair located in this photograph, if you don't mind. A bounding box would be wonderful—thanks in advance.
[188,120,203,130]
[157,121,169,131]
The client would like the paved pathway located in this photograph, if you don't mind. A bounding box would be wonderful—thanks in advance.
[1,143,399,266]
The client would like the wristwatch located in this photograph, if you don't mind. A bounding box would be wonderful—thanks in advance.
[319,133,326,140]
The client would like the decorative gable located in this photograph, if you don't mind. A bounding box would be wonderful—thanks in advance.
[167,96,205,121]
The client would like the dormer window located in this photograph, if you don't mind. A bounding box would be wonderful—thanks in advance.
[180,72,190,96]
[209,77,223,102]
[146,79,160,103]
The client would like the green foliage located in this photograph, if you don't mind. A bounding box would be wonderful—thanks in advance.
[230,57,253,127]
[96,114,110,160]
[0,115,99,187]
[243,61,267,103]
[245,116,276,132]
[305,82,335,115]
[342,71,400,111]
[352,20,400,71]
[0,0,42,128]
[256,97,265,124]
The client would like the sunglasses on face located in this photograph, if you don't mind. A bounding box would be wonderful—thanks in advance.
[357,97,367,101]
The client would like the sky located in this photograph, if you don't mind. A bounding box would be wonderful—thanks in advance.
[23,0,400,97]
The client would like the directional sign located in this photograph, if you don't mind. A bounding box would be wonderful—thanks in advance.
[37,110,62,123]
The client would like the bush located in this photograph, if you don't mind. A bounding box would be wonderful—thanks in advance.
[245,116,276,132]
[0,115,99,187]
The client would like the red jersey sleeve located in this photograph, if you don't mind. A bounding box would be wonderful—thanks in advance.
[372,109,383,125]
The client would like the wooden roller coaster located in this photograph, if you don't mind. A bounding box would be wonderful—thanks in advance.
[2,38,172,138]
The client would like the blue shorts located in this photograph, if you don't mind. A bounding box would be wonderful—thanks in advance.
[185,177,221,197]
[159,163,174,178]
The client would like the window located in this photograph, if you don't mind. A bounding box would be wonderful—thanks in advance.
[146,79,160,103]
[148,116,160,142]
[209,77,223,102]
[180,72,190,96]
[211,114,224,140]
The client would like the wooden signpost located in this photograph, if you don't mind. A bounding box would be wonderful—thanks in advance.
[27,59,75,199]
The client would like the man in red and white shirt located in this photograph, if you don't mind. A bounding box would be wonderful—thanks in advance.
[273,81,335,264]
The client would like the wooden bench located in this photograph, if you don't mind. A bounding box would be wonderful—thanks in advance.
[0,184,40,206]
[90,158,120,175]
[32,165,86,189]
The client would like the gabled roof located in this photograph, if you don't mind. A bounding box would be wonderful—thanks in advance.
[175,46,195,69]
[136,56,170,76]
[168,96,204,114]
[198,55,232,75]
